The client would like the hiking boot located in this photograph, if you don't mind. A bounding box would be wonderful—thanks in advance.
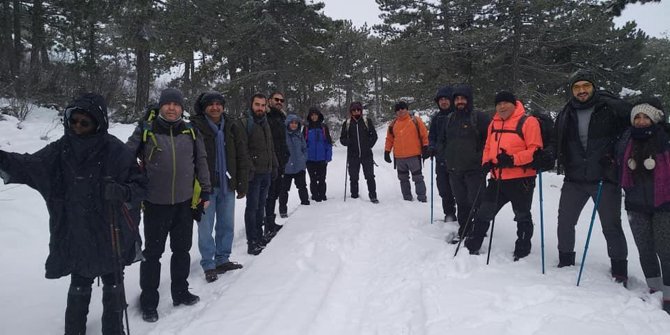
[280,212,288,218]
[663,300,670,315]
[513,250,530,262]
[173,291,200,307]
[418,197,427,203]
[141,309,158,323]
[216,261,243,274]
[403,194,413,201]
[557,251,575,268]
[301,200,310,205]
[611,259,628,288]
[448,234,461,244]
[370,197,379,204]
[247,242,263,256]
[469,249,480,255]
[351,193,359,199]
[205,269,218,283]
[444,213,457,222]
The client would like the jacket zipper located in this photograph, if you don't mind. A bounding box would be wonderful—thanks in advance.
[356,122,362,158]
[170,126,176,204]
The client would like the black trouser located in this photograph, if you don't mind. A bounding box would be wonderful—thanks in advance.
[465,177,536,253]
[279,170,309,213]
[307,161,328,200]
[436,160,456,216]
[348,155,377,198]
[66,272,124,335]
[449,169,485,237]
[265,166,285,219]
[140,200,193,310]
[627,211,670,290]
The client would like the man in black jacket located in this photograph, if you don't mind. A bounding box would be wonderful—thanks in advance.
[0,93,147,334]
[429,86,457,222]
[264,91,288,240]
[549,69,631,285]
[340,101,379,203]
[436,84,491,243]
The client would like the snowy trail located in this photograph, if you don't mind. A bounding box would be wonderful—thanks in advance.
[1,109,670,334]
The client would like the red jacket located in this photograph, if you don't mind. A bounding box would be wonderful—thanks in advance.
[482,101,543,180]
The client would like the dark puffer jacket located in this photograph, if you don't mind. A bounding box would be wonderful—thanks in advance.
[191,97,250,195]
[0,98,147,279]
[429,86,454,160]
[553,91,631,184]
[242,111,278,174]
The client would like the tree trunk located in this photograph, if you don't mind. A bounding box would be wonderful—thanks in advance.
[135,42,150,115]
[12,0,23,96]
[510,0,522,91]
[0,0,13,83]
[29,0,45,88]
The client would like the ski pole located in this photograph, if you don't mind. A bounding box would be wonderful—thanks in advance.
[453,175,487,257]
[539,171,545,275]
[430,157,434,224]
[486,168,503,265]
[576,180,604,286]
[344,157,348,202]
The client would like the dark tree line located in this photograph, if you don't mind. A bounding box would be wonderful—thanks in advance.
[0,0,667,124]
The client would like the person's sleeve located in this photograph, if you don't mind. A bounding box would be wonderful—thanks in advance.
[339,121,348,146]
[478,112,491,149]
[194,131,212,198]
[482,123,493,164]
[368,118,378,147]
[428,115,437,148]
[232,120,250,195]
[514,117,543,166]
[384,124,394,152]
[418,117,429,146]
[0,141,59,194]
[125,126,143,157]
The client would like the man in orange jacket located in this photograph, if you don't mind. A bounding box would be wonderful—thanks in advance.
[384,101,430,201]
[464,91,543,260]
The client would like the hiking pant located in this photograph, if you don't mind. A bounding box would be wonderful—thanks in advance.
[66,272,123,335]
[279,170,309,214]
[265,165,285,219]
[396,156,426,201]
[436,160,456,216]
[557,181,627,261]
[348,155,377,198]
[449,169,485,237]
[627,211,670,296]
[465,177,535,253]
[307,161,328,201]
[140,200,193,310]
[246,172,272,244]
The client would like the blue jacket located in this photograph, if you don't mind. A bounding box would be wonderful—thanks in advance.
[284,114,307,174]
[305,109,333,162]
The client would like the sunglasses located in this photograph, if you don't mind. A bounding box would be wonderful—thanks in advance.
[273,97,285,103]
[69,117,93,128]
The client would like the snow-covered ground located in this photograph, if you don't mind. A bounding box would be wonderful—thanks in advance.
[1,108,669,335]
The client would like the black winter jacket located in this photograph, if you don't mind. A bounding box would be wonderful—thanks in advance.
[0,132,147,279]
[553,91,631,184]
[339,116,378,159]
[267,107,289,171]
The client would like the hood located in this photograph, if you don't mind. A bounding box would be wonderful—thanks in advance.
[451,84,474,113]
[285,113,302,130]
[64,92,109,134]
[434,85,453,103]
[307,107,324,124]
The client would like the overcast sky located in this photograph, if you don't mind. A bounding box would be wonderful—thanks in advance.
[316,0,669,38]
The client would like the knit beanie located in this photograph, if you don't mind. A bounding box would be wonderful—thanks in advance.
[494,91,516,105]
[434,86,453,103]
[199,91,225,107]
[569,69,596,88]
[394,101,409,111]
[349,101,363,112]
[631,97,665,125]
[159,88,185,108]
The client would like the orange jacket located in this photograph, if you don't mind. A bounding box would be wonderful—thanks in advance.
[384,114,429,159]
[483,101,543,180]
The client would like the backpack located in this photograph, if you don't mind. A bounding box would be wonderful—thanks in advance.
[345,116,370,133]
[490,112,554,147]
[388,115,422,145]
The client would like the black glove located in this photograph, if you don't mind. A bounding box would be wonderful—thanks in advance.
[496,151,514,168]
[384,151,392,163]
[482,161,494,174]
[192,201,205,222]
[599,154,614,168]
[104,182,129,201]
[421,146,431,160]
[532,149,555,172]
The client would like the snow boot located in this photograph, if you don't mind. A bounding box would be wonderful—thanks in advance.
[64,286,92,335]
[663,300,670,315]
[172,290,200,307]
[205,269,218,283]
[247,241,263,255]
[444,213,457,223]
[101,284,126,335]
[141,309,158,323]
[557,251,575,268]
[611,259,628,288]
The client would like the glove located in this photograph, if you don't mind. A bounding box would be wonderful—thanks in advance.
[421,146,431,160]
[496,151,514,168]
[599,155,614,168]
[104,182,129,201]
[192,200,205,222]
[482,161,494,174]
[384,151,392,163]
[532,149,555,171]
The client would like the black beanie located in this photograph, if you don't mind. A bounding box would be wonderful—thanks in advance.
[494,91,516,105]
[569,69,596,88]
[394,101,409,111]
[200,91,225,107]
[159,88,184,108]
[434,86,453,103]
[349,101,363,112]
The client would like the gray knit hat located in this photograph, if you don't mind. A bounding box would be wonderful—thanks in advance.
[631,98,665,125]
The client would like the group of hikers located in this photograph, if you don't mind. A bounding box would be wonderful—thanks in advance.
[0,68,669,334]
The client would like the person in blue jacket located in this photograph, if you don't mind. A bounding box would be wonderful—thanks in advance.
[304,107,333,201]
[279,114,310,217]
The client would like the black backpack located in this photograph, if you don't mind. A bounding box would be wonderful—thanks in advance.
[490,112,554,147]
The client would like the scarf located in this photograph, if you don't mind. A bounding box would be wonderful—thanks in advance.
[621,135,670,207]
[206,116,228,195]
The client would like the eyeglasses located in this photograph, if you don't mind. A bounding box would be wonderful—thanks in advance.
[69,117,93,128]
[273,97,285,103]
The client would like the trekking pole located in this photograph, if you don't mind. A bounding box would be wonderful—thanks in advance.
[486,168,503,265]
[453,175,487,257]
[430,157,434,224]
[105,181,131,335]
[344,157,349,202]
[539,171,545,275]
[576,180,604,286]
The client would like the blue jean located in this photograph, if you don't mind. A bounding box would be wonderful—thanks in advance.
[245,173,272,244]
[197,187,236,271]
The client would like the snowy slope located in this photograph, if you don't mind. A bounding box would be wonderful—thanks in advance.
[1,109,669,335]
